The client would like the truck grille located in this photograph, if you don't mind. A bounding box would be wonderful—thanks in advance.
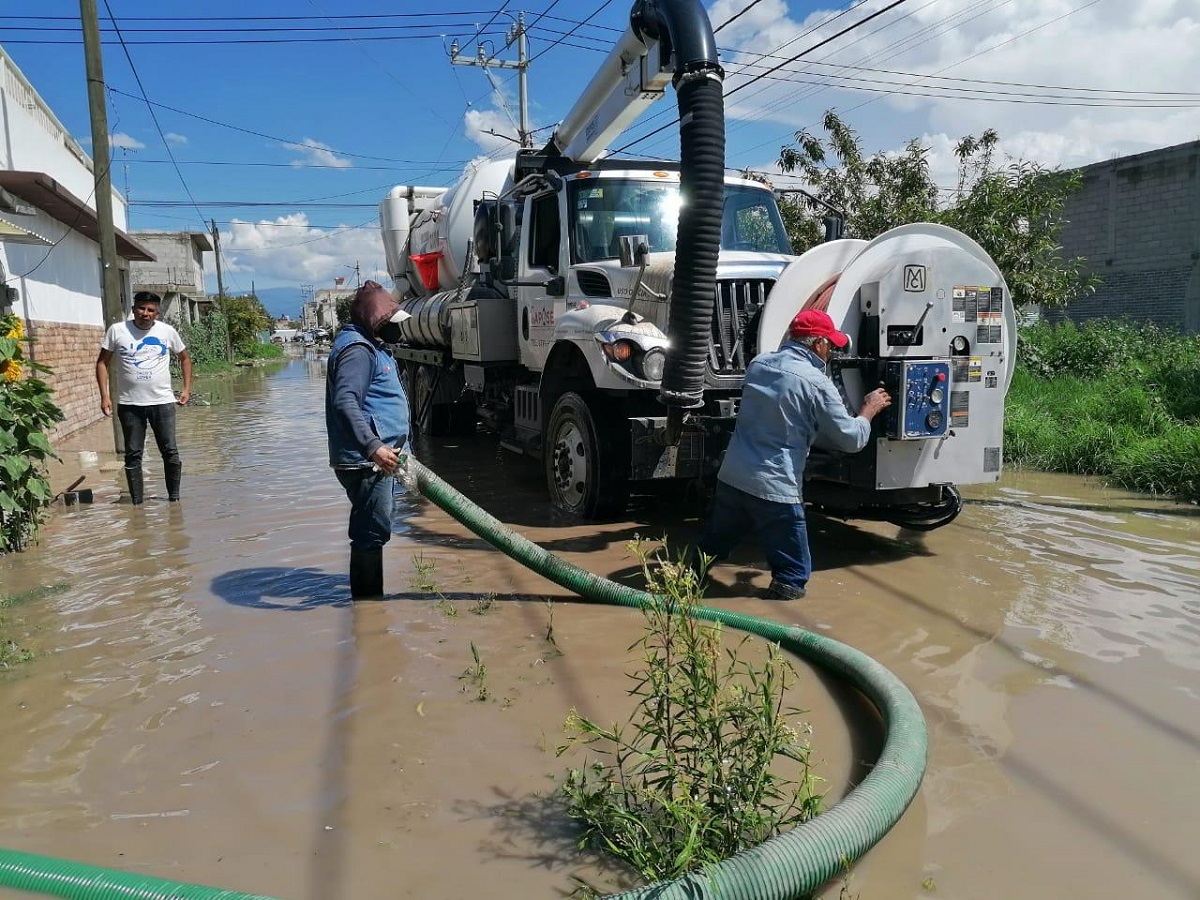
[709,279,772,375]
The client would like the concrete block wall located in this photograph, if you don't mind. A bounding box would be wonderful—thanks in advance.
[1057,141,1200,332]
[27,320,106,439]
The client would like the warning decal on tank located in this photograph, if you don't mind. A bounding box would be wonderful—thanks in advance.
[952,357,983,383]
[954,285,1004,328]
[984,446,1001,473]
[950,390,970,427]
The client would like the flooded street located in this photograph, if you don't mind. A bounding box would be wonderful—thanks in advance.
[1,355,1197,900]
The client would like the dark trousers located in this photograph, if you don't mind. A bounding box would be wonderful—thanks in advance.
[696,481,812,592]
[117,402,180,470]
[335,469,395,551]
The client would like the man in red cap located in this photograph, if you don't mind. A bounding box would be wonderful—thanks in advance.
[694,308,891,600]
[325,281,411,598]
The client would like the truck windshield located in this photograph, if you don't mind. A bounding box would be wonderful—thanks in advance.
[569,179,791,263]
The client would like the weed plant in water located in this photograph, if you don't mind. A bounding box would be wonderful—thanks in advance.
[459,641,488,701]
[558,539,823,883]
[410,551,439,592]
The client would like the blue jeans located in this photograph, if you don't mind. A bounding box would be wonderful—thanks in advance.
[696,481,811,592]
[117,402,180,469]
[335,469,395,551]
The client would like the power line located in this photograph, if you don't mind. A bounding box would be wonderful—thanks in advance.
[610,0,875,153]
[459,0,512,52]
[104,87,453,166]
[612,0,913,155]
[118,158,469,172]
[0,11,496,21]
[528,0,618,65]
[101,0,208,235]
[722,0,1012,138]
[714,0,770,33]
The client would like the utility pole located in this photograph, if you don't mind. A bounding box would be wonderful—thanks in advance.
[80,0,124,453]
[450,12,532,148]
[210,219,232,361]
[354,261,361,288]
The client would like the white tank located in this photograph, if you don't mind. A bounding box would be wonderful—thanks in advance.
[408,156,514,293]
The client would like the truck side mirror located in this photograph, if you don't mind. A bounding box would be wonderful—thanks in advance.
[544,275,566,297]
[617,234,650,267]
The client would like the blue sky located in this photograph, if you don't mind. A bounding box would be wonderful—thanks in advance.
[6,0,1198,317]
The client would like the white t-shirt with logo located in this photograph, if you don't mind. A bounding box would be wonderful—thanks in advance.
[101,320,186,405]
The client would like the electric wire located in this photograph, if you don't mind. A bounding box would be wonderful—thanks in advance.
[714,0,769,33]
[734,0,1109,161]
[611,0,875,153]
[103,87,461,167]
[527,0,618,64]
[102,0,208,236]
[611,0,913,155]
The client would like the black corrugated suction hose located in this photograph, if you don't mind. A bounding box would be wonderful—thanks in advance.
[659,72,726,411]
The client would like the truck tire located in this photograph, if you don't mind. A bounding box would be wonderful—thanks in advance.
[409,364,476,438]
[544,391,630,520]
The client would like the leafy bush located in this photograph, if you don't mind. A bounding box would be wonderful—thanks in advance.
[1007,320,1200,501]
[0,313,64,554]
[558,540,823,883]
[179,309,229,369]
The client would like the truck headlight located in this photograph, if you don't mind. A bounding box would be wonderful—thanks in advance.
[639,347,666,382]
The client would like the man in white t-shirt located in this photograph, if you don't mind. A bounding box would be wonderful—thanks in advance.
[95,291,193,504]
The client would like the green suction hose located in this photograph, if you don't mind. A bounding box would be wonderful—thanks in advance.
[0,458,927,900]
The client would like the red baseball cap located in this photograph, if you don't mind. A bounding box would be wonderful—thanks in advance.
[788,308,850,349]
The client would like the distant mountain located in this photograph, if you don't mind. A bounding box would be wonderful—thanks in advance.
[255,286,307,319]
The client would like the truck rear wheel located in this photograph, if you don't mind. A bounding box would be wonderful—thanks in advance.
[544,391,630,520]
[408,364,476,438]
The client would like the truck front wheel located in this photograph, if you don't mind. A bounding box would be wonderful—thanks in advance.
[544,391,630,520]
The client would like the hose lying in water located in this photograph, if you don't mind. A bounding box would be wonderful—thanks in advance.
[0,457,927,900]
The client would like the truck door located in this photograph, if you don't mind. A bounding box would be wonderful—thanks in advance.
[518,190,566,371]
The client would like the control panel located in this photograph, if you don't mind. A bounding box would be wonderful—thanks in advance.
[884,359,951,440]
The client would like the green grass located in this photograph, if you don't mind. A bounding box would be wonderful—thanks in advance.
[1007,321,1200,501]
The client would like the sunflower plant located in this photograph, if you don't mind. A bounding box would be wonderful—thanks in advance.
[0,312,63,553]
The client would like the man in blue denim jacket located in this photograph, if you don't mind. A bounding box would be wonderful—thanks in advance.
[696,309,891,600]
[326,281,411,598]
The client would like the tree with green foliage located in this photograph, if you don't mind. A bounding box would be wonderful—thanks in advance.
[777,111,1098,310]
[0,313,64,554]
[223,294,272,356]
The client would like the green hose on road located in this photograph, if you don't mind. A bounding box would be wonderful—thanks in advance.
[0,458,927,900]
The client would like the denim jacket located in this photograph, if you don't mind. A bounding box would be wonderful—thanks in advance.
[717,341,870,503]
[325,324,409,468]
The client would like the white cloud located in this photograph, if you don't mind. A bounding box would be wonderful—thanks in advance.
[284,138,353,168]
[220,213,384,284]
[164,132,188,145]
[110,132,145,150]
[707,0,1200,178]
[464,106,522,153]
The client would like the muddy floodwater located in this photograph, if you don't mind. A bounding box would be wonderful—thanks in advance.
[1,355,1197,900]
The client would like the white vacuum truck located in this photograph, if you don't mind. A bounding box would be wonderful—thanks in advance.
[378,0,1014,528]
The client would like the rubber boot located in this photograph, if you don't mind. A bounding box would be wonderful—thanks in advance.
[349,549,384,599]
[165,462,182,502]
[124,467,144,506]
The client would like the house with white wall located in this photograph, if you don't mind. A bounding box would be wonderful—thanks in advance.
[0,45,154,438]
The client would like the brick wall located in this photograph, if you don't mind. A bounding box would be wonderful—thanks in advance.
[1057,141,1200,332]
[26,320,106,440]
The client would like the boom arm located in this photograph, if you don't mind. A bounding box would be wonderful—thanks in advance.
[545,0,723,163]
